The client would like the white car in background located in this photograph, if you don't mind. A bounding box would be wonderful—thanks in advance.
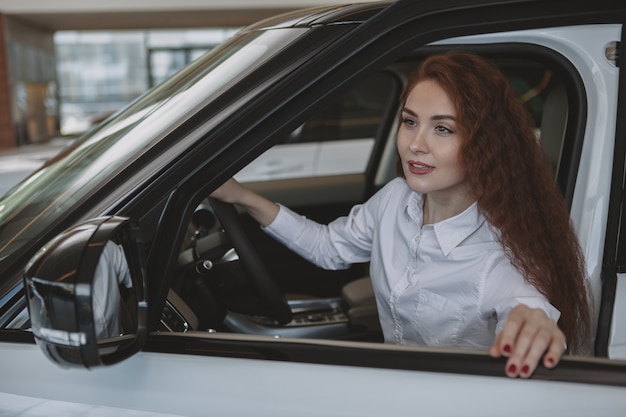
[1,0,625,416]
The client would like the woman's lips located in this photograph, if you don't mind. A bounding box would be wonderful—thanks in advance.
[408,161,434,175]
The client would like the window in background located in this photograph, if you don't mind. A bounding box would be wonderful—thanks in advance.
[54,28,239,136]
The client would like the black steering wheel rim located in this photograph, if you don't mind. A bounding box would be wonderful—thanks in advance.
[208,197,293,325]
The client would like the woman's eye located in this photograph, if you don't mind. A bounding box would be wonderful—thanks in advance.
[435,125,453,135]
[402,118,417,128]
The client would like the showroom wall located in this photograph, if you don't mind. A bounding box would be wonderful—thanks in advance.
[0,14,57,150]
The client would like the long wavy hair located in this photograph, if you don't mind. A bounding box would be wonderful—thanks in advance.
[399,51,591,353]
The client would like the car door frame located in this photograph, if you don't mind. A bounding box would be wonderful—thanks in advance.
[599,21,626,359]
[137,0,626,351]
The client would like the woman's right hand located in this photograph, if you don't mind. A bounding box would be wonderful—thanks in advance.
[210,178,246,204]
[210,178,280,227]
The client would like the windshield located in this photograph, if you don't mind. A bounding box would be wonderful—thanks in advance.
[0,27,309,265]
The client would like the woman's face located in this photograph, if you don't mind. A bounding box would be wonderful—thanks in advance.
[397,79,471,202]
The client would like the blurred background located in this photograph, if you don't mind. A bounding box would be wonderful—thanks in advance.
[0,0,379,151]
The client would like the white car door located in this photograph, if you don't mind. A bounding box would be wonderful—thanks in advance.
[1,337,625,417]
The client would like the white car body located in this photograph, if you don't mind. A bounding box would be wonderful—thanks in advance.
[1,339,625,417]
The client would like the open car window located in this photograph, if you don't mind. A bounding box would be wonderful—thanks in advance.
[161,43,584,346]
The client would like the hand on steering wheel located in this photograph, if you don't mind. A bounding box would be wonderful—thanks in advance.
[208,197,293,325]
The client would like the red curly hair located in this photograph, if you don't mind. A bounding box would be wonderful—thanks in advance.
[400,51,591,353]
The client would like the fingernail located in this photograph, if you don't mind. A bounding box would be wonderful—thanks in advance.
[546,357,555,366]
[507,364,517,374]
[503,344,512,354]
[521,364,530,375]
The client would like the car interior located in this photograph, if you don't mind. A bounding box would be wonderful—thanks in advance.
[159,46,575,344]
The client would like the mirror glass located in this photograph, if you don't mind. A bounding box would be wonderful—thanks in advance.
[24,216,147,368]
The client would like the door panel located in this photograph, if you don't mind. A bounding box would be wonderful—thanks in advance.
[2,339,625,417]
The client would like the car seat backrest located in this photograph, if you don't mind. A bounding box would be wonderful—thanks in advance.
[539,82,568,176]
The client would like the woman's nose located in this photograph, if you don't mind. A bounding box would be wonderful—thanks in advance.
[409,130,427,153]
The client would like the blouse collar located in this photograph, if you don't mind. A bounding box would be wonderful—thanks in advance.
[406,191,485,256]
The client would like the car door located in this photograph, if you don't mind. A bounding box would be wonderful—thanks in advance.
[146,0,626,379]
[140,0,626,396]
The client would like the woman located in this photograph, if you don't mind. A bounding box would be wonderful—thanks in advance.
[211,51,591,378]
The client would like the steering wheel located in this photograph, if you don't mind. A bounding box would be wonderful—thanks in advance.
[208,197,293,325]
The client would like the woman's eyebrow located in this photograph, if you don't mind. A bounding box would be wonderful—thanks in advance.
[401,107,417,117]
[402,107,456,121]
[432,114,456,121]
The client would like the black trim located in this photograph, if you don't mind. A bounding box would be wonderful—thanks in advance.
[597,26,626,357]
[0,330,35,344]
[4,327,626,387]
[363,69,403,195]
[143,332,626,387]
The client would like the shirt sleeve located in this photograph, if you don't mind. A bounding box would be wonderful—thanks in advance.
[263,204,371,270]
[262,179,404,270]
[481,253,561,335]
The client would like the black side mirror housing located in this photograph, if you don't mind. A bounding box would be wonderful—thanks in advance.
[24,216,148,369]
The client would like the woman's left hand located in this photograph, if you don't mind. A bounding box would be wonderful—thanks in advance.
[489,304,566,378]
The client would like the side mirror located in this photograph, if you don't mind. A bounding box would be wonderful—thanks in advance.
[23,216,148,369]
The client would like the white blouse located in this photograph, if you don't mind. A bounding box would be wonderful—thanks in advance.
[264,177,560,349]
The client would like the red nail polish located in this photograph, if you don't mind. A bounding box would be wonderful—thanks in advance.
[521,365,530,375]
[503,344,512,354]
[507,364,517,374]
[546,357,555,366]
